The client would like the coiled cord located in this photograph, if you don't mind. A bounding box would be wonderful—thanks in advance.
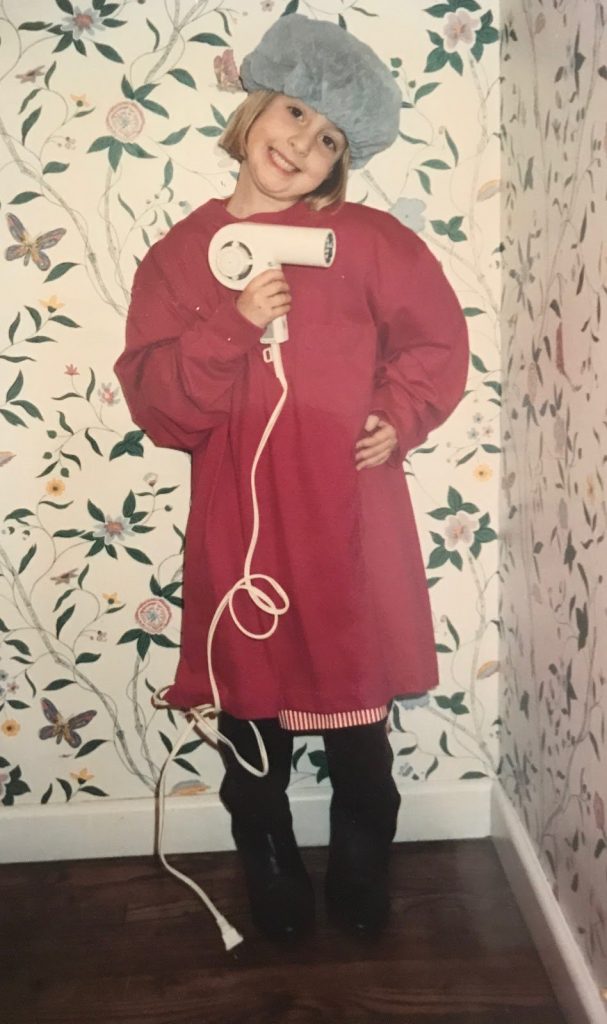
[153,339,289,949]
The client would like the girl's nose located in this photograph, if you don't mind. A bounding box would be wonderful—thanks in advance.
[288,128,313,156]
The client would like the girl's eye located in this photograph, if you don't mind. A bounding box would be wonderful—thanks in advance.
[322,135,337,151]
[288,105,303,120]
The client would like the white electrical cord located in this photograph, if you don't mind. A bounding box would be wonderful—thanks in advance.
[152,338,289,951]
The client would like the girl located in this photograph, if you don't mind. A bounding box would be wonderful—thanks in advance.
[115,14,469,942]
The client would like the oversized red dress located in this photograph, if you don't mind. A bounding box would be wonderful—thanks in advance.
[115,197,468,728]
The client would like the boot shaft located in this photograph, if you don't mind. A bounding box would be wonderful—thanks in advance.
[218,712,294,829]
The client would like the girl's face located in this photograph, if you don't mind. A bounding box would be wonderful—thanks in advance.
[237,94,347,212]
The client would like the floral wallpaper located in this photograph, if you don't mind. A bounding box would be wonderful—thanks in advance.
[500,0,607,998]
[0,2,500,821]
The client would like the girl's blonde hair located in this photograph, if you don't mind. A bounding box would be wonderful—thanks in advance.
[219,90,350,211]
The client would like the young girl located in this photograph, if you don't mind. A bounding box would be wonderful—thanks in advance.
[115,14,468,942]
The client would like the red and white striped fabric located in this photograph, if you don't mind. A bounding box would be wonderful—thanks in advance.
[277,705,388,731]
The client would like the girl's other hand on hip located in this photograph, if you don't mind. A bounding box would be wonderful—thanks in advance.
[355,414,398,470]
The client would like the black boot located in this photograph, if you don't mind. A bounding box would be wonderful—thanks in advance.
[218,712,314,940]
[324,720,400,936]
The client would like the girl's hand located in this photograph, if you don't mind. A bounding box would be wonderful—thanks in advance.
[355,414,398,470]
[236,268,291,330]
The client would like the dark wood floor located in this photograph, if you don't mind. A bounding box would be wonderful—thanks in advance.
[1,839,566,1024]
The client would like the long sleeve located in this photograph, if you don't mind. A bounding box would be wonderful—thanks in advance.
[114,220,262,453]
[369,219,469,459]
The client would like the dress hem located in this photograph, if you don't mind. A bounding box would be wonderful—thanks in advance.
[277,705,388,731]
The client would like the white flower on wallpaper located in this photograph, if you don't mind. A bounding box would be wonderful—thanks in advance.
[443,9,481,52]
[0,1,499,810]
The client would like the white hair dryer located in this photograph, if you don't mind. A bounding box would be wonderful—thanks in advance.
[208,223,336,343]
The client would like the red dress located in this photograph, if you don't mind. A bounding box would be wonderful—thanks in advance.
[115,198,469,726]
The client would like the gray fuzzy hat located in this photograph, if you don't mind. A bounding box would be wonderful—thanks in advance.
[240,14,401,169]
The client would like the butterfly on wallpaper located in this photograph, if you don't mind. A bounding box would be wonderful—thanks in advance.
[5,213,66,271]
[39,698,97,748]
[50,568,79,586]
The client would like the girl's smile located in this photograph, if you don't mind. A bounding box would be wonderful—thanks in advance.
[267,146,300,174]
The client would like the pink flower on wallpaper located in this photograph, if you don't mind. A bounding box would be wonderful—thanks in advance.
[213,49,241,92]
[106,101,144,142]
[135,598,172,634]
[594,791,605,832]
[98,382,120,406]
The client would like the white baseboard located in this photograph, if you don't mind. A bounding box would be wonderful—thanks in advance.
[492,782,607,1024]
[0,778,492,863]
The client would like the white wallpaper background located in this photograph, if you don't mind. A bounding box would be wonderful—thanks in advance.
[0,0,500,805]
[500,0,607,995]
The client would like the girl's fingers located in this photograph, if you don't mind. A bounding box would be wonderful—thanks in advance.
[356,450,392,468]
[267,292,291,307]
[260,285,291,307]
[253,273,289,295]
[356,441,393,463]
[265,279,289,291]
[363,413,381,433]
[355,427,396,452]
[267,289,291,308]
[355,417,398,470]
[356,454,389,470]
[253,268,288,284]
[356,435,386,452]
[356,440,393,458]
[269,303,291,319]
[356,442,396,468]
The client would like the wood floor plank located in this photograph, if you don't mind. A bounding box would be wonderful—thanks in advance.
[1,839,566,1024]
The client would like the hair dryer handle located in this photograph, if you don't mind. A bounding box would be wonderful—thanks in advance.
[261,315,289,345]
[260,260,289,344]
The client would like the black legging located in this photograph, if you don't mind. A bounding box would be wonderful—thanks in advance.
[218,712,400,839]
